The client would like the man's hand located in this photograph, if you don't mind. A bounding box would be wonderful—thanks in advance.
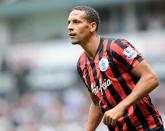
[103,103,126,126]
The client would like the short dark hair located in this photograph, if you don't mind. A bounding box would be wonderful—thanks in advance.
[72,6,100,31]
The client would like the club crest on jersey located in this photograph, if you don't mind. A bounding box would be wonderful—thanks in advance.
[123,46,137,59]
[99,58,109,72]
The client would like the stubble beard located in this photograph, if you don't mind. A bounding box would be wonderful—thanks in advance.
[70,39,81,45]
[71,41,80,45]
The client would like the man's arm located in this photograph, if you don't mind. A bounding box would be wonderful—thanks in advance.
[86,92,103,131]
[103,60,159,126]
[121,60,159,108]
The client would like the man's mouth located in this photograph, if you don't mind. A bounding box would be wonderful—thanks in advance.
[69,33,76,37]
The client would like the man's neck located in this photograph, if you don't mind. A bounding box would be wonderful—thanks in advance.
[81,35,100,59]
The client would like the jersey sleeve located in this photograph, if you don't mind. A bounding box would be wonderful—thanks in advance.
[77,57,91,92]
[77,58,82,77]
[110,39,144,70]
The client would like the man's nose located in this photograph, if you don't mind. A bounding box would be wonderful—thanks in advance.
[68,23,73,31]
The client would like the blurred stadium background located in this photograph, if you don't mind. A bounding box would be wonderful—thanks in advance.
[0,0,165,130]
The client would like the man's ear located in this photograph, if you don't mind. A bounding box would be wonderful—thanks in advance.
[90,22,97,32]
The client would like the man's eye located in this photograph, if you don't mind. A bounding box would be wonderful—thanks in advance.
[74,20,80,23]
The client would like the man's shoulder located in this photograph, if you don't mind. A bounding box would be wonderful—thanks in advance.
[102,36,118,41]
[79,51,86,60]
[102,37,117,51]
[77,52,86,74]
[102,37,121,47]
[77,52,86,65]
[104,37,130,47]
[102,36,128,42]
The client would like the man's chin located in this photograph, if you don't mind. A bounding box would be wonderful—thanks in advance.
[71,41,80,45]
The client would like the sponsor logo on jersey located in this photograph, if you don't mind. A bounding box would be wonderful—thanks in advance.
[91,79,111,95]
[123,46,137,59]
[99,58,109,72]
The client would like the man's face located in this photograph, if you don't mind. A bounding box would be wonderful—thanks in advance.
[67,10,92,45]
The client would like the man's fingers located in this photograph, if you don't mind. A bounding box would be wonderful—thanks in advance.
[110,119,117,126]
[103,115,107,125]
[103,113,117,126]
[103,115,106,124]
[103,114,112,125]
[106,116,111,125]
